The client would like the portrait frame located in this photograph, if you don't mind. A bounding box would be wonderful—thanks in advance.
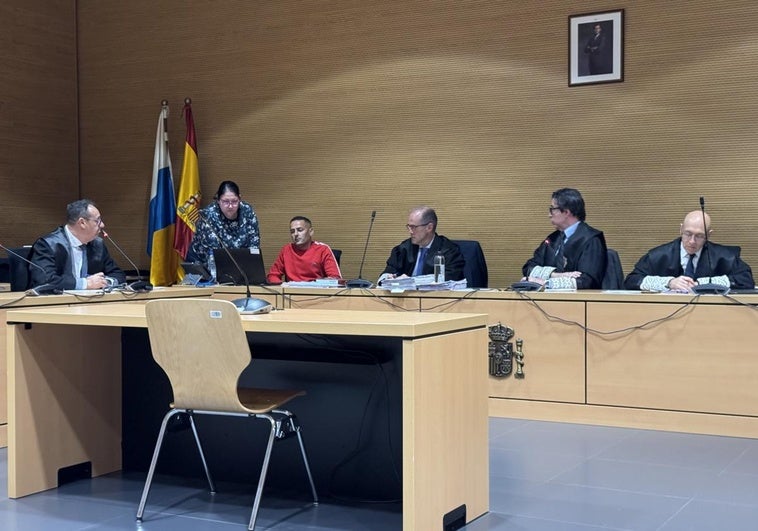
[568,9,624,87]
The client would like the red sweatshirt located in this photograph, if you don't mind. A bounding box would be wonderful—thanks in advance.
[267,241,341,283]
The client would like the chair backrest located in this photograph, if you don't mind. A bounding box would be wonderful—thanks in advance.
[0,256,8,283]
[602,248,624,290]
[145,298,252,412]
[8,247,32,292]
[452,240,488,288]
[331,248,342,266]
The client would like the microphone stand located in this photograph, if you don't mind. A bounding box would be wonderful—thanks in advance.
[101,231,153,292]
[200,215,273,314]
[346,210,376,288]
[691,197,728,295]
[0,242,60,295]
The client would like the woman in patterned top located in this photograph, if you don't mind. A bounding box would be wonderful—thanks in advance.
[190,180,260,270]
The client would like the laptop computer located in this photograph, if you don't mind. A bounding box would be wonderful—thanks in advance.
[212,247,267,286]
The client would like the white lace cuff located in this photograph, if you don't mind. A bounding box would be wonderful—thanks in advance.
[639,276,673,292]
[696,274,729,287]
[546,276,577,290]
[529,266,555,281]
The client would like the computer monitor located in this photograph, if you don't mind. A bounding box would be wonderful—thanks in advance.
[212,247,267,286]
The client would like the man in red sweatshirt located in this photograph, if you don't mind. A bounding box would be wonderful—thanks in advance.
[267,216,342,283]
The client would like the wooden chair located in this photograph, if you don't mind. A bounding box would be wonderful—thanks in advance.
[136,298,318,530]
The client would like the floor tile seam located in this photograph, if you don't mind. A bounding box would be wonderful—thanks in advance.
[538,481,693,501]
[717,445,753,475]
[151,510,245,526]
[77,512,137,530]
[686,494,758,509]
[588,455,737,473]
[653,496,694,531]
[492,510,633,531]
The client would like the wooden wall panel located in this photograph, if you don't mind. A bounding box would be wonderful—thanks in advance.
[7,1,758,289]
[0,0,78,247]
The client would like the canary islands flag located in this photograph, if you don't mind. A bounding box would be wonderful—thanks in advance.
[174,99,201,263]
[147,103,179,286]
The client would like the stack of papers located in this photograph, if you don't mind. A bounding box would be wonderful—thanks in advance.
[379,275,468,292]
[284,279,344,288]
[417,279,468,291]
[379,276,418,291]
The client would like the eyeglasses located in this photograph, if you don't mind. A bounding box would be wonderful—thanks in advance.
[406,222,431,231]
[219,199,240,207]
[84,216,102,225]
[681,231,706,242]
[548,206,562,214]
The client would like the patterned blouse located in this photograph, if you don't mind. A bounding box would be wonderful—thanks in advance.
[190,201,260,267]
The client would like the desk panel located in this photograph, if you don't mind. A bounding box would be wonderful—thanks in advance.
[274,288,758,439]
[1,287,211,450]
[587,301,758,416]
[403,327,488,530]
[420,297,586,404]
[8,323,122,498]
[6,302,489,531]
[285,288,420,312]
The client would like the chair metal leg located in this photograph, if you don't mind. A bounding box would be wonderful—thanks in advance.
[248,414,278,531]
[279,411,318,505]
[136,409,179,521]
[188,413,216,493]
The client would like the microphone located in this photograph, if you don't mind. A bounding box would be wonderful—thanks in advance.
[0,242,60,295]
[691,197,728,295]
[346,210,376,289]
[199,214,272,314]
[101,231,153,292]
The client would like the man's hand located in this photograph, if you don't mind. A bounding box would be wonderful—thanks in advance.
[668,275,697,292]
[85,272,108,289]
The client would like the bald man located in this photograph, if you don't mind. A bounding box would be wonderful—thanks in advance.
[624,210,754,291]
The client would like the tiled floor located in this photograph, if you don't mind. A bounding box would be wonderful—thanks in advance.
[3,417,758,530]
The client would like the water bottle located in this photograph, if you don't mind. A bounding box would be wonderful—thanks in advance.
[434,252,445,283]
[207,252,217,282]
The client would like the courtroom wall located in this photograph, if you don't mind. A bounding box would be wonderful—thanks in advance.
[0,0,79,248]
[15,1,758,288]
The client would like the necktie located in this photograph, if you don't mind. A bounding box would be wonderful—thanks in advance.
[413,247,428,276]
[553,233,565,270]
[684,254,695,278]
[554,234,564,256]
[80,245,88,277]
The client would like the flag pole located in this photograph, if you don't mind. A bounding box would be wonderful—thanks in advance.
[161,99,168,137]
[148,99,178,286]
[173,97,202,266]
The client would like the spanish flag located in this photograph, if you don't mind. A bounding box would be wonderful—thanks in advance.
[147,102,178,286]
[174,99,201,266]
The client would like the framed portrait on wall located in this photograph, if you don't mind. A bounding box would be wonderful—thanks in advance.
[568,9,624,87]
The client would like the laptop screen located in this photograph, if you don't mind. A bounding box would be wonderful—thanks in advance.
[212,248,267,286]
